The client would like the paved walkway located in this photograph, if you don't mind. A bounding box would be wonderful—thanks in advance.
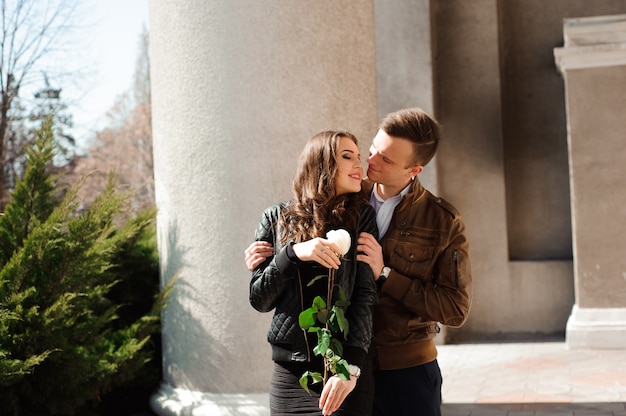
[438,342,626,415]
[145,341,626,415]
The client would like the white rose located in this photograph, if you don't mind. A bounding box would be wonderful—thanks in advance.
[326,229,351,256]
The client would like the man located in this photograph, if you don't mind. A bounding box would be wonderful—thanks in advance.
[244,108,473,416]
[355,107,472,416]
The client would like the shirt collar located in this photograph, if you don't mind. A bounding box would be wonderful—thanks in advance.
[372,181,412,203]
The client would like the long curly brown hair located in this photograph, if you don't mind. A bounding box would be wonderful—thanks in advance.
[279,131,367,245]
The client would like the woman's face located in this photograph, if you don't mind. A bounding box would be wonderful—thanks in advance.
[334,137,363,195]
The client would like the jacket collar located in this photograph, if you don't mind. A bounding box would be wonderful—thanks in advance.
[363,177,425,203]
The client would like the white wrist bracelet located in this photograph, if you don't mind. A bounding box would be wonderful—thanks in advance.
[348,364,361,378]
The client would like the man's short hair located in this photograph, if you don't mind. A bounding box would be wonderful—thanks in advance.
[380,108,441,167]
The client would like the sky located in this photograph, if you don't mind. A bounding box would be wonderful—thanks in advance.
[64,0,149,149]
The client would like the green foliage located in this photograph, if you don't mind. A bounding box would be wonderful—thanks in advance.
[0,117,167,415]
[298,271,351,394]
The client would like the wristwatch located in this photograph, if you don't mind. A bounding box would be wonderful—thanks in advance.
[377,266,391,290]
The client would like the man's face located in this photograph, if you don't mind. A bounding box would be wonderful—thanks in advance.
[366,129,421,188]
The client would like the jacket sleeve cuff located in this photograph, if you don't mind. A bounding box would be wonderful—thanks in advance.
[275,244,299,277]
[380,268,412,301]
[342,345,367,369]
[285,242,302,263]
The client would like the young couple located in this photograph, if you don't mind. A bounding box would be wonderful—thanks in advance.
[246,108,473,416]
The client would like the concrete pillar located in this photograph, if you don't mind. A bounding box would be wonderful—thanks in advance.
[432,0,513,338]
[372,0,452,342]
[374,0,440,190]
[554,14,626,349]
[148,1,377,414]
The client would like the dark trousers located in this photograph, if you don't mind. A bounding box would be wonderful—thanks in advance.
[372,359,442,416]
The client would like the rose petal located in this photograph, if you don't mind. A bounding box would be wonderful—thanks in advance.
[326,229,351,256]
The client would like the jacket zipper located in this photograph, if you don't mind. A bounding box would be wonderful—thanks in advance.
[297,270,311,363]
[453,249,459,287]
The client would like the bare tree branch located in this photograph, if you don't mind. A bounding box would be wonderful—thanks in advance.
[0,0,80,209]
[66,28,154,215]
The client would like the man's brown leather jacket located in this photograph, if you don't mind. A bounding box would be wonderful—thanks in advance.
[363,179,472,371]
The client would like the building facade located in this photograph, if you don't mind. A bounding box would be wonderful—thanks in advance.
[148,1,626,414]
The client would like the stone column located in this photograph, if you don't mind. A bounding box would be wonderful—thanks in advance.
[374,0,438,191]
[554,14,626,349]
[373,0,452,343]
[148,1,377,414]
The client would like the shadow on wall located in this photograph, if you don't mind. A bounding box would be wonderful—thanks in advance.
[159,218,247,394]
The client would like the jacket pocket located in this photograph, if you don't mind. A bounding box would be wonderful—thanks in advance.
[392,243,434,280]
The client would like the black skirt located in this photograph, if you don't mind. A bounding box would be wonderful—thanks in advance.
[270,360,374,416]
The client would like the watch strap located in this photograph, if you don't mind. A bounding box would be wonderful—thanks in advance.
[377,266,390,290]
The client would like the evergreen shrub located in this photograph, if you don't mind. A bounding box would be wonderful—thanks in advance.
[0,118,168,415]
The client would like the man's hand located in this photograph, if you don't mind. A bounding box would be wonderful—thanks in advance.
[244,241,274,271]
[356,232,384,278]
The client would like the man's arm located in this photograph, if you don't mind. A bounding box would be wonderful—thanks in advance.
[244,241,274,271]
[381,219,472,328]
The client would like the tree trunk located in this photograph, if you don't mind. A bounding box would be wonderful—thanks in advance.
[0,95,9,211]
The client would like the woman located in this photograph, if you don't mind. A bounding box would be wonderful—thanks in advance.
[249,131,378,415]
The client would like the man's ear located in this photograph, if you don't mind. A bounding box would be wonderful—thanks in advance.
[409,165,423,178]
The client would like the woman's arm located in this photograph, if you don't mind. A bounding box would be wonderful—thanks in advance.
[248,205,345,312]
[249,205,297,312]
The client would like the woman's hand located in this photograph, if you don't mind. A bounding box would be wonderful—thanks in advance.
[292,238,342,269]
[244,241,274,271]
[319,375,358,415]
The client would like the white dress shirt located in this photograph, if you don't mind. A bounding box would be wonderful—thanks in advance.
[369,182,412,238]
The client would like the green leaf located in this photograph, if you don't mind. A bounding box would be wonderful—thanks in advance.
[312,344,321,356]
[312,296,326,310]
[299,372,311,394]
[313,328,331,356]
[334,306,349,336]
[334,286,351,308]
[329,338,343,357]
[307,274,327,287]
[338,285,347,300]
[335,359,350,380]
[299,308,316,330]
[327,310,338,333]
[317,308,329,323]
[299,371,324,394]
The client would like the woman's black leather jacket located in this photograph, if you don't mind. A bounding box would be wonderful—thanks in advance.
[249,202,378,369]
